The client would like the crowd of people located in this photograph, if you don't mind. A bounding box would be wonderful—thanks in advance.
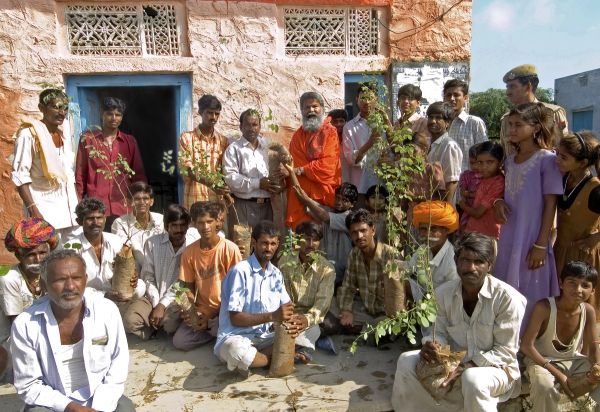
[1,63,599,412]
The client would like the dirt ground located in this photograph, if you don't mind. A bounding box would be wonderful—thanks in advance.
[0,334,402,411]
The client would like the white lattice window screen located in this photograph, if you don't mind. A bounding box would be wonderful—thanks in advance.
[65,4,180,56]
[284,8,379,57]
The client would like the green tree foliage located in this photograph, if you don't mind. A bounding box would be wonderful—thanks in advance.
[469,87,554,139]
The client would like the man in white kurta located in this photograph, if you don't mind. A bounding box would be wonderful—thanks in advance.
[11,89,78,238]
[392,233,526,412]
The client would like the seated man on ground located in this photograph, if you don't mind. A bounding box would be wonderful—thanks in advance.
[123,204,196,340]
[0,218,58,381]
[520,261,600,410]
[215,221,311,372]
[11,249,134,411]
[407,200,459,303]
[278,221,336,357]
[173,202,241,351]
[285,164,357,287]
[392,233,526,412]
[64,198,145,313]
[323,209,400,336]
[111,182,164,271]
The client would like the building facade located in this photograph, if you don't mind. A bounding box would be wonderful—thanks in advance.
[555,68,600,136]
[0,0,471,263]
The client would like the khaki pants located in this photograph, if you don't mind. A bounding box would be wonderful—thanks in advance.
[322,298,386,336]
[122,297,181,340]
[229,196,273,230]
[526,357,600,412]
[392,350,516,412]
[172,317,217,351]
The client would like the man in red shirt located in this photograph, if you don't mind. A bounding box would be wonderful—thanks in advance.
[75,97,146,229]
[286,92,341,229]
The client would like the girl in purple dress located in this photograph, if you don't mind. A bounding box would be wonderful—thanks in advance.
[493,103,563,320]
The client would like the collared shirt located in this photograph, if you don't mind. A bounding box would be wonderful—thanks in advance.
[178,128,229,209]
[141,231,199,308]
[407,241,459,302]
[0,266,37,345]
[279,252,335,327]
[111,212,164,270]
[75,130,147,216]
[63,232,145,298]
[447,110,488,171]
[179,237,242,319]
[215,254,291,356]
[422,276,526,382]
[342,114,380,193]
[222,136,271,199]
[11,125,78,229]
[427,132,463,184]
[337,242,400,316]
[10,290,129,411]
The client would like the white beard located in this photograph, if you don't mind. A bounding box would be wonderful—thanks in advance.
[302,114,324,132]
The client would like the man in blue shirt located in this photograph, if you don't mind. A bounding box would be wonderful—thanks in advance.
[214,221,297,372]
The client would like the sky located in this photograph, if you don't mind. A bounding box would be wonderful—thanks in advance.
[470,0,600,92]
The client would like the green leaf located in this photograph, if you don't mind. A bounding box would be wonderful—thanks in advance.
[0,265,11,276]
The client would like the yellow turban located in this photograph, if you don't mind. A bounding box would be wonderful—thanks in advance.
[412,201,459,233]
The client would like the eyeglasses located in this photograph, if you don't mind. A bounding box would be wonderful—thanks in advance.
[46,103,69,112]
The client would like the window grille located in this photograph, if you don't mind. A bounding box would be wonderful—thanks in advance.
[65,4,180,56]
[284,8,379,57]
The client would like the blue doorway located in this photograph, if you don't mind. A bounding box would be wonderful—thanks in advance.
[344,73,385,120]
[65,74,193,209]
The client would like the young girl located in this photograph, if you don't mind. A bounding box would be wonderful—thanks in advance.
[458,144,483,231]
[554,131,600,317]
[461,141,504,239]
[493,102,563,320]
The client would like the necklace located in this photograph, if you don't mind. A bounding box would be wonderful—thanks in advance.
[563,172,590,201]
[23,274,42,296]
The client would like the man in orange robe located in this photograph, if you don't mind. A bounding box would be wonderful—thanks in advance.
[287,92,341,229]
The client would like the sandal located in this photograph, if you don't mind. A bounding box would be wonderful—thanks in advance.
[294,349,313,364]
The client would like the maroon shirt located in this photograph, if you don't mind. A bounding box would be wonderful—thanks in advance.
[75,130,147,216]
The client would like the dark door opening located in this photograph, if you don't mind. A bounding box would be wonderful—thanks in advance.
[80,86,179,213]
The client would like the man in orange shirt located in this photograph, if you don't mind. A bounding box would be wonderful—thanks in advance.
[173,202,241,350]
[286,92,341,229]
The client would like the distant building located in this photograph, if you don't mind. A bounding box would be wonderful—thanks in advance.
[555,68,600,136]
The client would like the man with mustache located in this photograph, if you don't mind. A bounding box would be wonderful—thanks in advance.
[406,200,460,304]
[392,233,526,412]
[499,64,568,156]
[278,221,336,358]
[122,204,196,340]
[323,209,400,336]
[223,109,278,230]
[11,89,79,239]
[215,221,297,373]
[178,95,230,209]
[63,198,145,312]
[173,202,241,351]
[75,97,147,230]
[286,92,341,229]
[11,249,135,411]
[0,218,58,380]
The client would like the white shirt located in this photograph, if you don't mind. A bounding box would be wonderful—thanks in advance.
[408,241,459,302]
[342,115,380,193]
[447,110,488,171]
[222,136,271,199]
[0,266,36,345]
[423,275,526,383]
[111,212,164,271]
[11,126,78,229]
[11,291,129,411]
[427,132,463,184]
[64,231,145,298]
[141,232,198,308]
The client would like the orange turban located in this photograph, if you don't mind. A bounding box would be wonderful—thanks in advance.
[412,201,459,233]
[4,218,58,253]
